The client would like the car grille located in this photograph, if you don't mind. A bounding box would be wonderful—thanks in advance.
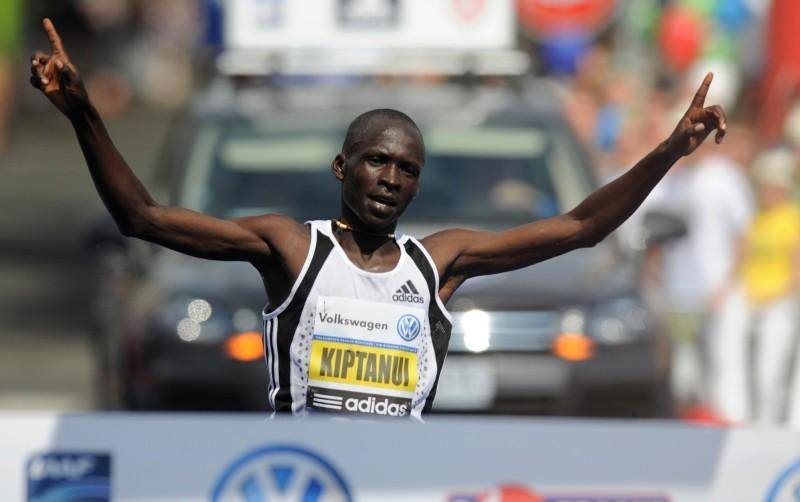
[447,310,559,352]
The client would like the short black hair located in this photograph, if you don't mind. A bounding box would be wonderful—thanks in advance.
[341,108,423,156]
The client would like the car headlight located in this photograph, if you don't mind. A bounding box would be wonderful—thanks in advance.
[587,297,650,345]
[152,295,260,345]
[554,308,593,361]
[459,309,491,353]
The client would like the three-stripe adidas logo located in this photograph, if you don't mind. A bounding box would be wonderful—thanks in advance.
[311,391,344,411]
[392,280,424,304]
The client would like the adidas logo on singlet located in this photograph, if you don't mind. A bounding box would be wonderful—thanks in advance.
[393,280,424,304]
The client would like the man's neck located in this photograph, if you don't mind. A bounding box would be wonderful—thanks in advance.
[332,218,400,272]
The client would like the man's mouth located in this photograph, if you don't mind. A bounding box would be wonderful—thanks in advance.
[368,195,397,207]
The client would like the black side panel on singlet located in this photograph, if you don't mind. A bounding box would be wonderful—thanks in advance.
[404,240,453,413]
[273,229,334,412]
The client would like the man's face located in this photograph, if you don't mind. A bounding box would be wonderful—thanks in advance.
[334,121,424,230]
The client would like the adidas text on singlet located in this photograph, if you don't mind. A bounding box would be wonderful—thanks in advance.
[262,220,453,419]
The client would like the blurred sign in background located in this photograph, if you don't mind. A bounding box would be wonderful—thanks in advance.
[2,0,800,431]
[225,0,515,50]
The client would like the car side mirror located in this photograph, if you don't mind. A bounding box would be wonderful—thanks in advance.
[84,215,128,255]
[642,210,687,247]
[84,215,156,278]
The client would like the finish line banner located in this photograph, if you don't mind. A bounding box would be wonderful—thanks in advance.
[2,413,799,501]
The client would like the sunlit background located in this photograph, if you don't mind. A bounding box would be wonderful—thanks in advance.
[2,0,800,428]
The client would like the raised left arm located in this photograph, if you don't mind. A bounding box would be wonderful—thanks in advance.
[424,73,726,292]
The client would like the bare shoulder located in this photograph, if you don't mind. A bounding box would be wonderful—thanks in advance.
[419,227,479,272]
[234,213,311,271]
[420,227,477,252]
[417,228,480,301]
[234,213,308,242]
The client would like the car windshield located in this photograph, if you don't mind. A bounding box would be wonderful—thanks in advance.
[178,122,590,225]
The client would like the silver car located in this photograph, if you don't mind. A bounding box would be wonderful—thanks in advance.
[88,80,673,416]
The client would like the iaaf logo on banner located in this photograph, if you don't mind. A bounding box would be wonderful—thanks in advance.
[26,452,112,502]
[452,0,487,22]
[448,484,671,502]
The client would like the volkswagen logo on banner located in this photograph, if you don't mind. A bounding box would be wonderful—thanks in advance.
[211,444,352,502]
[397,314,421,341]
[766,457,800,502]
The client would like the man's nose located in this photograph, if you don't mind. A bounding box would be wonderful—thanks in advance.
[378,164,402,190]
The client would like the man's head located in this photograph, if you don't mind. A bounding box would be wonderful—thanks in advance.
[751,147,797,209]
[332,109,425,231]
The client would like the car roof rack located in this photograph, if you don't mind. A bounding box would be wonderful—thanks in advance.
[216,49,531,78]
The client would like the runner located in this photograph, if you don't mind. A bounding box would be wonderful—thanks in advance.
[30,18,727,419]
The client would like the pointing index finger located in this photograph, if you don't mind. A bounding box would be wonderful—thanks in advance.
[42,18,66,56]
[690,72,713,110]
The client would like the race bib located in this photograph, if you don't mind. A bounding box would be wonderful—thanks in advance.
[307,296,425,417]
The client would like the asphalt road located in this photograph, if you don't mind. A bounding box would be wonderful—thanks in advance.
[0,107,173,410]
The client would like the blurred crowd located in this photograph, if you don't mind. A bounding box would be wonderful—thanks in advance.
[0,0,207,150]
[4,0,800,426]
[555,0,800,427]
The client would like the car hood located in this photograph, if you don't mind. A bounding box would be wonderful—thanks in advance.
[448,247,637,310]
[144,224,638,312]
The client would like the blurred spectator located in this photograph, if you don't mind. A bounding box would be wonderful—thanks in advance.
[645,127,754,410]
[601,90,673,254]
[27,0,201,114]
[594,74,629,156]
[129,0,200,108]
[709,147,800,425]
[0,0,23,151]
[73,0,135,116]
[563,45,612,152]
[783,98,800,153]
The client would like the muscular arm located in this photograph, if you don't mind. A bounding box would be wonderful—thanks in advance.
[30,18,299,265]
[70,104,275,262]
[427,142,680,276]
[424,73,727,294]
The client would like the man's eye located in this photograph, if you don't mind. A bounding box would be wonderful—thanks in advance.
[368,156,384,166]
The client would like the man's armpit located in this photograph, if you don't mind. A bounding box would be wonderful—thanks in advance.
[420,228,477,279]
[240,215,311,277]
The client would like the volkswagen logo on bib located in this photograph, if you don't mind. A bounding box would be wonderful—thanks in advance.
[397,314,421,341]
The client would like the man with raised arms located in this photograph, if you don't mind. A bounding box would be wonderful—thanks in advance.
[30,19,727,418]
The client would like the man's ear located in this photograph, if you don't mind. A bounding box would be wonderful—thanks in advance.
[332,154,346,181]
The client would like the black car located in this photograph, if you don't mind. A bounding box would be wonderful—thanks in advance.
[88,79,676,416]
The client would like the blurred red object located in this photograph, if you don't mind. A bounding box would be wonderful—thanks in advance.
[680,404,730,427]
[497,485,546,502]
[658,6,705,73]
[760,0,800,142]
[517,0,617,38]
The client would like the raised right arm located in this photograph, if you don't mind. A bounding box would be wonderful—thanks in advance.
[66,102,274,262]
[30,18,296,264]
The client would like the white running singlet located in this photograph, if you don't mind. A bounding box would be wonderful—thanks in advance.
[262,220,453,419]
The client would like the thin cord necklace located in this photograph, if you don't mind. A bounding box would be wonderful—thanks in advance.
[334,219,395,239]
